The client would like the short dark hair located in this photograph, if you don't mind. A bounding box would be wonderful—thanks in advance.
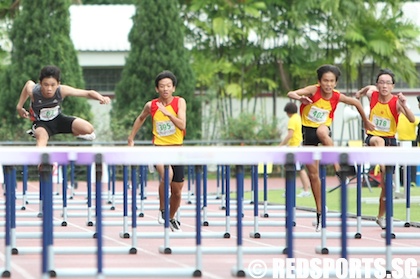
[375,68,395,84]
[284,102,298,114]
[155,70,177,87]
[316,64,341,82]
[417,95,420,103]
[39,65,61,82]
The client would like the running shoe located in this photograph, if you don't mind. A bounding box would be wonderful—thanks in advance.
[376,217,386,229]
[297,191,311,198]
[26,129,35,138]
[336,171,350,185]
[169,219,182,232]
[158,210,165,224]
[316,213,322,232]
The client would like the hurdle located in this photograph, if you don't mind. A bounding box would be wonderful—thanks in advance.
[106,165,204,235]
[49,153,199,277]
[248,164,290,239]
[247,163,355,240]
[316,160,418,275]
[182,165,287,231]
[232,154,296,276]
[140,164,202,276]
[314,163,409,233]
[1,146,420,278]
[231,148,419,278]
[186,165,195,204]
[398,141,415,227]
[107,164,117,209]
[1,166,15,277]
[144,165,230,244]
[157,163,286,257]
[315,159,371,255]
[379,161,420,239]
[136,165,147,217]
[186,165,250,207]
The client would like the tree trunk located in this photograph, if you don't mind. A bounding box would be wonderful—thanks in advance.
[277,59,291,92]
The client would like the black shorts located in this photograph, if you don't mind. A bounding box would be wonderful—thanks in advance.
[365,135,397,172]
[171,165,185,183]
[364,135,397,147]
[32,114,76,137]
[302,126,331,146]
[154,165,185,183]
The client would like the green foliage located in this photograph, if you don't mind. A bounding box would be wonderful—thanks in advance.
[81,0,135,3]
[110,0,200,142]
[181,0,279,100]
[340,1,420,87]
[0,4,11,66]
[0,0,92,141]
[221,112,280,145]
[181,0,420,97]
[0,0,418,144]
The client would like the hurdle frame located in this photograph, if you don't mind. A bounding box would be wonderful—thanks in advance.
[1,146,420,278]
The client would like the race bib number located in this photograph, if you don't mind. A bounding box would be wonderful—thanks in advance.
[372,115,391,132]
[39,106,59,121]
[307,106,329,124]
[156,120,176,137]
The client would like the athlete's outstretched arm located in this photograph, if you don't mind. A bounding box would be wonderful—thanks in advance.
[287,85,317,104]
[60,85,110,104]
[127,101,152,146]
[16,80,35,119]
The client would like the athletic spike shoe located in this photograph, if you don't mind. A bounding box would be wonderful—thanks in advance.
[336,172,350,185]
[169,219,182,232]
[26,129,35,138]
[376,217,386,229]
[296,191,311,198]
[158,210,165,224]
[316,213,322,232]
[76,132,96,141]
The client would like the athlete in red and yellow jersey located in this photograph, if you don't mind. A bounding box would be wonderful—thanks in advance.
[128,70,186,232]
[288,64,374,232]
[151,96,185,145]
[367,91,399,138]
[299,85,341,128]
[356,68,415,230]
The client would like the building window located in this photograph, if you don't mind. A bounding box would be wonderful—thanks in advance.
[82,68,123,92]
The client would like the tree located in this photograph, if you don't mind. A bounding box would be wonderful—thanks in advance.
[0,0,91,141]
[340,1,420,89]
[179,0,420,144]
[110,0,199,142]
[0,1,17,67]
[81,0,134,4]
[179,0,278,141]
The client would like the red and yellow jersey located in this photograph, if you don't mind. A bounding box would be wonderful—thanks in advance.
[151,97,184,145]
[367,91,398,137]
[300,85,341,127]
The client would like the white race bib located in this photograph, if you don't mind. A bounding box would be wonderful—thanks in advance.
[156,120,176,137]
[307,106,329,124]
[372,115,391,132]
[39,106,60,121]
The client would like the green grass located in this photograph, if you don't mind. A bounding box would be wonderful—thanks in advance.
[242,186,420,223]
